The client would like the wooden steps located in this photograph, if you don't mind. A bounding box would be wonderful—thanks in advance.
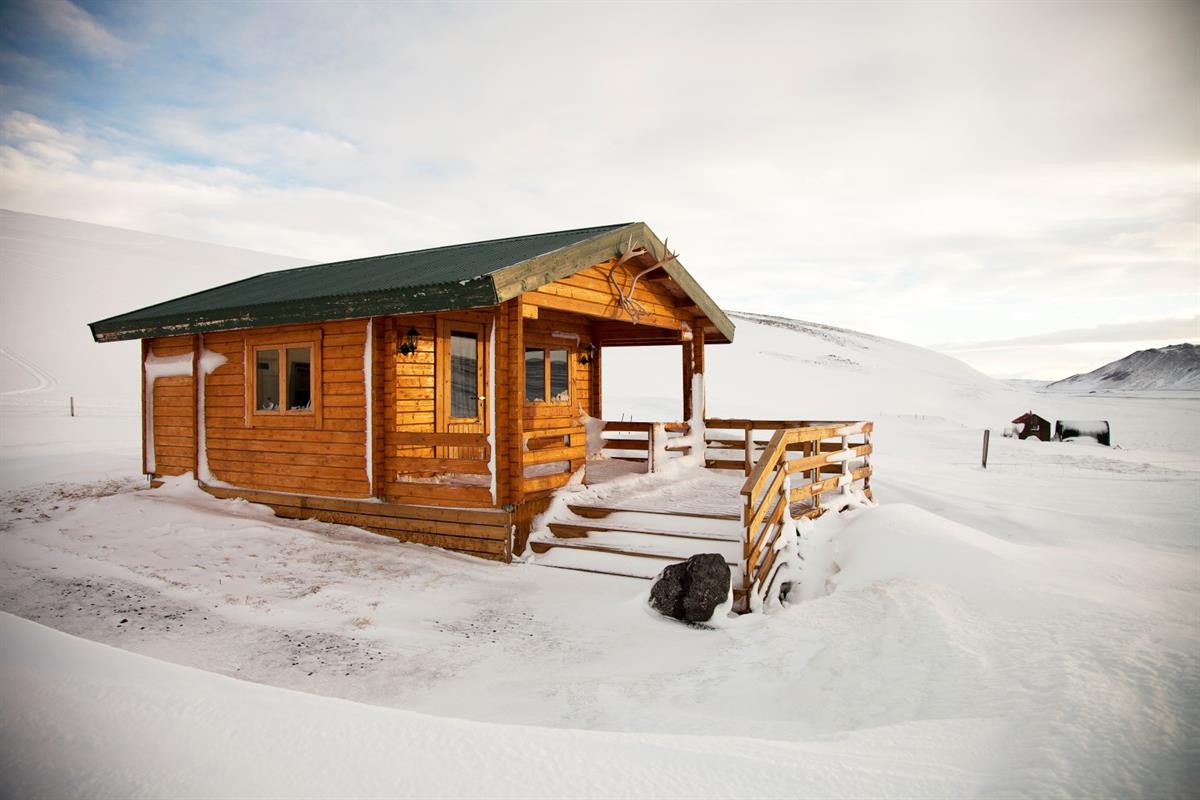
[528,500,745,590]
[548,521,739,543]
[529,533,739,565]
[566,503,739,521]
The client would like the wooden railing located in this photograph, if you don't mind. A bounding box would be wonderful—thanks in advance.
[385,431,493,507]
[738,421,873,610]
[599,421,692,470]
[522,426,586,494]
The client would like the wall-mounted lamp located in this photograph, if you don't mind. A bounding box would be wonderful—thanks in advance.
[579,342,597,365]
[398,327,420,356]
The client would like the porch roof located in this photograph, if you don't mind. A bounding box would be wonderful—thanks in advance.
[89,222,736,344]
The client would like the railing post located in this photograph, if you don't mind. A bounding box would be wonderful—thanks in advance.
[743,422,752,476]
[648,423,656,473]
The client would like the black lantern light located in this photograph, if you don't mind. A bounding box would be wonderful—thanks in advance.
[398,327,419,356]
[579,342,597,365]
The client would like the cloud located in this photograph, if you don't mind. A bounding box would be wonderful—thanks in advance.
[0,112,445,260]
[937,316,1200,352]
[154,119,357,177]
[0,1,1195,380]
[39,0,130,61]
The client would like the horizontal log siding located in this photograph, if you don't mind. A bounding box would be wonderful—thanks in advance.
[149,335,196,477]
[203,319,370,497]
[202,486,513,561]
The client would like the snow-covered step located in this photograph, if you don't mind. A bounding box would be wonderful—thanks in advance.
[567,503,740,522]
[560,508,742,539]
[548,521,741,544]
[529,530,741,565]
[527,546,744,589]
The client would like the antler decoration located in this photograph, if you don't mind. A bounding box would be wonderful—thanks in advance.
[608,235,680,324]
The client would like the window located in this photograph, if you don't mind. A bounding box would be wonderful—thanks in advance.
[450,331,479,418]
[245,332,321,427]
[524,346,571,404]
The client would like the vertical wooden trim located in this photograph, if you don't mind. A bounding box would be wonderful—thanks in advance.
[140,338,148,476]
[493,305,512,507]
[192,334,201,478]
[508,299,525,504]
[682,339,694,421]
[591,338,603,419]
[372,318,385,500]
[381,320,397,501]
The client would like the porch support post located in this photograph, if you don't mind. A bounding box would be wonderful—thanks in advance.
[589,333,602,419]
[682,338,694,422]
[682,326,706,421]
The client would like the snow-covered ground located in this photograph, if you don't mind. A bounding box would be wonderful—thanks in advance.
[1,218,1198,798]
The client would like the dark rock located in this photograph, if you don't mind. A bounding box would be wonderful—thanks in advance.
[649,553,731,624]
[681,554,731,622]
[649,561,687,619]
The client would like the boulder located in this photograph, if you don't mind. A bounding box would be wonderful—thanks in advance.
[648,561,687,620]
[649,553,730,623]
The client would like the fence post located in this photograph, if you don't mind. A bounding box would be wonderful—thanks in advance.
[70,396,75,417]
[981,429,990,469]
[743,422,753,475]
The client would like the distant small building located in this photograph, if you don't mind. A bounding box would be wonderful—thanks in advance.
[1055,420,1111,446]
[1011,411,1051,442]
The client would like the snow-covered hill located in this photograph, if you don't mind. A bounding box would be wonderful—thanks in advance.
[1046,343,1200,393]
[0,209,308,405]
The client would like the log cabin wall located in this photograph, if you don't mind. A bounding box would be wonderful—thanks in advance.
[199,319,371,497]
[146,335,197,477]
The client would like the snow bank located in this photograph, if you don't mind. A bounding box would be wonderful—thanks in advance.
[0,612,1001,800]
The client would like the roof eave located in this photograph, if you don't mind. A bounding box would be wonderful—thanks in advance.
[90,278,498,342]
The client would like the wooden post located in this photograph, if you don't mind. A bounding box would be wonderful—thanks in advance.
[681,339,694,422]
[743,422,753,476]
[69,396,75,417]
[140,339,148,477]
[192,334,201,479]
[981,429,990,469]
[589,335,602,419]
[692,327,705,421]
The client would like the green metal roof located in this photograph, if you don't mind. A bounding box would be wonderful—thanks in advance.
[89,221,736,344]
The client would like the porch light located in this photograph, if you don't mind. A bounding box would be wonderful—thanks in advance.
[580,343,596,365]
[398,327,420,356]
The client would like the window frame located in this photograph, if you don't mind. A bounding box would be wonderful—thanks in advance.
[523,344,573,406]
[244,329,323,429]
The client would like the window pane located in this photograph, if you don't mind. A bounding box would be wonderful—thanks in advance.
[450,332,478,418]
[286,347,312,411]
[549,349,569,402]
[524,348,545,402]
[256,349,280,411]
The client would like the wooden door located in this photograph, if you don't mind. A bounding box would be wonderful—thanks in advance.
[436,318,488,460]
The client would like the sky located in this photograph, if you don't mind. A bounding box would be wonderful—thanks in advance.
[0,0,1196,380]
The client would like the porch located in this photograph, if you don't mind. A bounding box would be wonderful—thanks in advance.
[526,418,874,612]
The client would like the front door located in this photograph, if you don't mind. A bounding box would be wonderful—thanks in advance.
[435,318,488,460]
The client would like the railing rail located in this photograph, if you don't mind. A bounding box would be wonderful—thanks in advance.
[599,420,691,471]
[737,421,873,610]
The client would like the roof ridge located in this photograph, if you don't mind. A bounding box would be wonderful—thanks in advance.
[271,221,635,279]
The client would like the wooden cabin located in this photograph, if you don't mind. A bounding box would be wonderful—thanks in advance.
[91,222,872,612]
[1011,411,1051,442]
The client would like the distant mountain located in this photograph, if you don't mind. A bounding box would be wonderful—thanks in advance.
[1046,344,1200,392]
